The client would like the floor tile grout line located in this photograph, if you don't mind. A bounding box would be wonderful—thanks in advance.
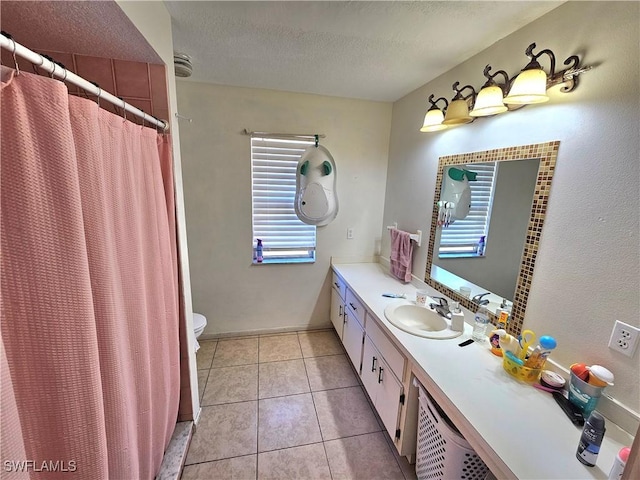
[199,383,363,408]
[378,419,411,480]
[183,453,257,469]
[303,349,335,479]
[185,430,396,469]
[256,336,261,480]
[197,341,217,400]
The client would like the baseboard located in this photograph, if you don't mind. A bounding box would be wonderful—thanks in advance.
[199,323,333,341]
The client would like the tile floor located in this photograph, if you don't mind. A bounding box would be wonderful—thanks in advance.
[184,329,417,480]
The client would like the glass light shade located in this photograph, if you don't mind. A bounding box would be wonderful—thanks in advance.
[469,85,508,117]
[504,68,549,104]
[442,99,472,125]
[420,108,447,132]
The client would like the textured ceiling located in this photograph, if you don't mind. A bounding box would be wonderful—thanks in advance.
[0,1,161,64]
[166,1,563,102]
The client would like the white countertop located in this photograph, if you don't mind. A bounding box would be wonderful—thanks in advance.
[332,262,634,480]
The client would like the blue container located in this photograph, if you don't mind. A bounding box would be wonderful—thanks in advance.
[568,372,604,417]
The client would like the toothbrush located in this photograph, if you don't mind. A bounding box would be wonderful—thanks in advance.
[382,293,406,298]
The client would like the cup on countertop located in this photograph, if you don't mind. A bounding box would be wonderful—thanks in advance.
[459,286,472,298]
[416,290,428,307]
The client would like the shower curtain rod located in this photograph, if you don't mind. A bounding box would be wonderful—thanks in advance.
[242,129,326,140]
[0,33,168,131]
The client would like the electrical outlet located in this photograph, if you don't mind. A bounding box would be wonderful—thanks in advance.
[608,320,640,357]
[347,228,354,239]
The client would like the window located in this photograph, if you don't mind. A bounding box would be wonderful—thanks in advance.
[251,136,316,263]
[438,162,497,257]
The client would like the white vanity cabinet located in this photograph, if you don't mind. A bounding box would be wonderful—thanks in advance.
[330,273,346,339]
[342,289,365,371]
[361,334,404,440]
[331,268,410,450]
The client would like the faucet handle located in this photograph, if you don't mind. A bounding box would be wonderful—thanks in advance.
[431,296,449,307]
[472,292,490,302]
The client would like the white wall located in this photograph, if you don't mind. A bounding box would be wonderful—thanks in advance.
[177,82,391,335]
[382,2,639,412]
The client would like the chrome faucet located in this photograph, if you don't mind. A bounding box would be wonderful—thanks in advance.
[472,292,491,306]
[429,296,451,318]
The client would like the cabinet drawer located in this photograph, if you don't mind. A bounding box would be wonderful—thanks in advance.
[332,272,346,301]
[345,289,366,328]
[366,319,405,381]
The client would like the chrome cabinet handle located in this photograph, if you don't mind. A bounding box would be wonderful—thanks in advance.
[349,302,357,311]
[334,281,340,288]
[339,305,343,317]
[343,312,347,324]
[378,367,384,383]
[371,356,377,372]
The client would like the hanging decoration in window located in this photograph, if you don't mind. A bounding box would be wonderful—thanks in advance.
[295,136,339,226]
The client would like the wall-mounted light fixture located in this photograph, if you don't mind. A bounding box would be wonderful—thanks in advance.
[420,43,593,132]
[443,82,476,126]
[420,95,449,132]
[470,65,510,117]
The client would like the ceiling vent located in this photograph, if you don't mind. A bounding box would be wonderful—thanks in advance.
[174,53,193,78]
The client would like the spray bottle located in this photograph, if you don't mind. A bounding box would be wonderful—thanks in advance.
[255,239,263,263]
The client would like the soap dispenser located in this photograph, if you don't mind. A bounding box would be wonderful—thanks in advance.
[450,302,465,332]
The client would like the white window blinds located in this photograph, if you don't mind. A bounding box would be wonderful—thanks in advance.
[438,163,497,256]
[251,136,316,262]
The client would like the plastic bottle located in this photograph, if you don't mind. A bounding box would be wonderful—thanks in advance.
[576,411,606,467]
[477,235,486,256]
[607,447,631,480]
[256,239,263,263]
[489,311,510,356]
[524,335,557,369]
[471,306,489,342]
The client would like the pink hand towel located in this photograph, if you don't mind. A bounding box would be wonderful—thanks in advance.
[389,228,414,283]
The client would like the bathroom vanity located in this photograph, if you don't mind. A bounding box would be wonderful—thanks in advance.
[331,261,635,480]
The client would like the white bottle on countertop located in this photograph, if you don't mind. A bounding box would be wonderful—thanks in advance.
[607,447,630,480]
[450,302,465,332]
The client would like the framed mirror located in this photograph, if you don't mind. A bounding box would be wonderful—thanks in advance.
[425,141,560,335]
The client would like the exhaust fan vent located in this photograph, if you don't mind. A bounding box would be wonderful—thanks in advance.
[174,53,193,78]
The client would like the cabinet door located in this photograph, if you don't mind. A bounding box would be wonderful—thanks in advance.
[376,356,403,440]
[342,311,364,374]
[330,288,345,340]
[361,335,380,403]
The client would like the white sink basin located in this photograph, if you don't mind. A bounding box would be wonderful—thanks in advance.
[384,301,463,339]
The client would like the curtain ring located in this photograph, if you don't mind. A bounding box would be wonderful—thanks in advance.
[118,97,127,123]
[89,82,101,107]
[41,55,55,78]
[10,37,20,75]
[56,62,67,83]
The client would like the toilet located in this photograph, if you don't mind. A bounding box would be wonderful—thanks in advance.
[193,312,207,339]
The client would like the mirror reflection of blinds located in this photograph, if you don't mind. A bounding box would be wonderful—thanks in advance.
[439,163,497,255]
[251,136,316,259]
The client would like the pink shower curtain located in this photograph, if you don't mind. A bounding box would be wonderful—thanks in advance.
[1,67,179,479]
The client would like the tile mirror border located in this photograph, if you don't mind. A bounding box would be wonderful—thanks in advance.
[425,141,560,335]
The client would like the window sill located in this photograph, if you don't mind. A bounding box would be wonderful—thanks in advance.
[252,258,315,265]
[438,253,485,259]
